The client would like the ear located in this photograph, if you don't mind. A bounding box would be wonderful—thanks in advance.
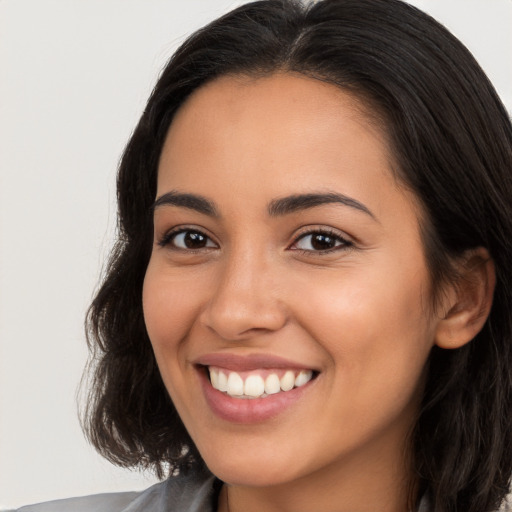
[434,248,495,349]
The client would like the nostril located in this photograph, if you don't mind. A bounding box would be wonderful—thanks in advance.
[199,283,288,341]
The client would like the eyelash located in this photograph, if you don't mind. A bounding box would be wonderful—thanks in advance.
[290,228,353,255]
[157,227,217,250]
[157,227,353,255]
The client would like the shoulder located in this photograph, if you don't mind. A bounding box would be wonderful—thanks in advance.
[12,491,139,512]
[10,471,219,512]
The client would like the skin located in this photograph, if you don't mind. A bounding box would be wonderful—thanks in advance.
[142,73,454,512]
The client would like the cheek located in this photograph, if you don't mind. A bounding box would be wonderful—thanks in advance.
[142,262,201,367]
[297,266,431,339]
[292,261,434,401]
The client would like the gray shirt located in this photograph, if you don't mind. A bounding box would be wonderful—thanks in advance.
[10,472,220,512]
[8,471,511,512]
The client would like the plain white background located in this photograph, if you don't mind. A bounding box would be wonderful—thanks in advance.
[1,0,511,509]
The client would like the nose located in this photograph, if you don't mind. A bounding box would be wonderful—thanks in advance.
[199,250,288,341]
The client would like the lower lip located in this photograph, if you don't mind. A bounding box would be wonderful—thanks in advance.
[198,368,315,424]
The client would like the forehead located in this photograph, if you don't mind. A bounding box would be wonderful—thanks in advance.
[156,72,418,223]
[165,72,390,160]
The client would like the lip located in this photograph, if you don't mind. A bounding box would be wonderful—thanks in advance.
[194,352,318,372]
[198,369,316,423]
[195,354,319,424]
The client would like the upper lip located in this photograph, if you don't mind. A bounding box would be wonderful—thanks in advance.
[194,353,318,372]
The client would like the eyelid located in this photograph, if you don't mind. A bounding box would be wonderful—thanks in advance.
[288,227,354,254]
[157,226,218,250]
[156,224,353,255]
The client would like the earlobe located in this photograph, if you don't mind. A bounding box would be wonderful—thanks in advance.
[434,248,496,350]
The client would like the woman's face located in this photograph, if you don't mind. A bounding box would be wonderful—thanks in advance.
[143,73,441,489]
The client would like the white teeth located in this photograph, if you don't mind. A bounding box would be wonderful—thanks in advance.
[244,375,265,397]
[217,370,228,392]
[295,370,313,387]
[280,370,295,391]
[264,374,281,395]
[209,368,219,389]
[226,372,244,396]
[208,367,315,398]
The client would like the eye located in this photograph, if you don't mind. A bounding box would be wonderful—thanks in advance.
[159,228,217,250]
[290,230,352,253]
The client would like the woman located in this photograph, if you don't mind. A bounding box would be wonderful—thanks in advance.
[15,0,512,511]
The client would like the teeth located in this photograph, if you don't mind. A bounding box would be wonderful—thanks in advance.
[209,367,219,388]
[280,370,295,391]
[244,375,265,397]
[226,372,244,396]
[264,374,281,395]
[208,367,314,398]
[295,370,313,387]
[217,370,228,392]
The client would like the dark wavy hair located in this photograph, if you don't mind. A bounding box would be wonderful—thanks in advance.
[82,1,512,510]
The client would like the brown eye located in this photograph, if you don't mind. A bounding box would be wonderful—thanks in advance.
[292,231,351,253]
[163,229,217,250]
[182,231,208,249]
[310,233,337,250]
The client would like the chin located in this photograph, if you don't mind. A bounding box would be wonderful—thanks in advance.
[208,461,300,487]
[199,444,305,487]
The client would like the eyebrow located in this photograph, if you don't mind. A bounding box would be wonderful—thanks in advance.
[268,192,375,219]
[152,190,374,219]
[153,191,219,217]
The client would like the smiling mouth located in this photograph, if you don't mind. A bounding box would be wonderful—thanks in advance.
[204,366,318,399]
